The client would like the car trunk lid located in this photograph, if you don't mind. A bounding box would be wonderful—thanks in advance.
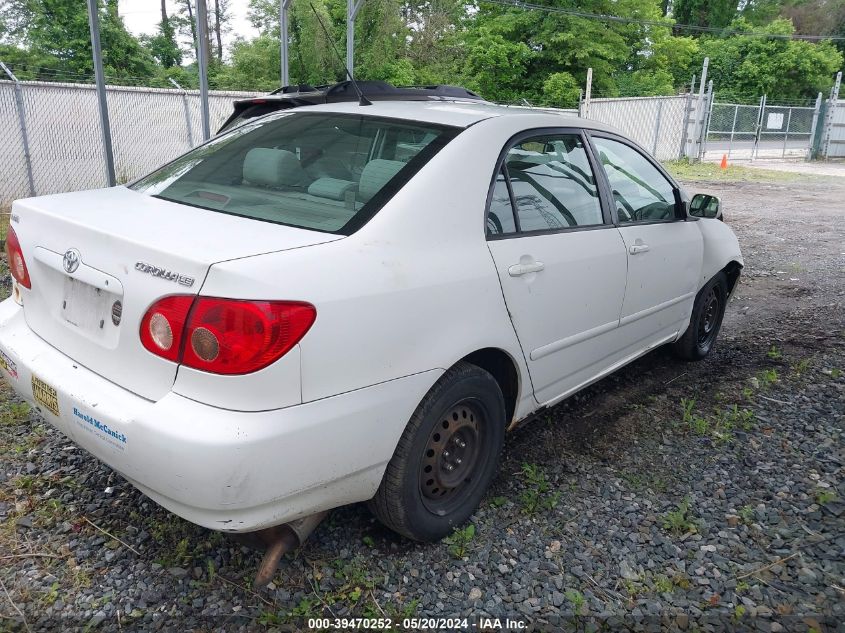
[14,186,341,401]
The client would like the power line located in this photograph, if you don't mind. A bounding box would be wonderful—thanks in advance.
[479,0,845,42]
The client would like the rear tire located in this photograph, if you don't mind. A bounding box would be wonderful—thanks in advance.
[673,272,728,361]
[368,361,506,541]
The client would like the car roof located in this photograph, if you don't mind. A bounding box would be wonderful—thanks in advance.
[291,100,620,133]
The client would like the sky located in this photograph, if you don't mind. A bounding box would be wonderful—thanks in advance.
[119,0,260,55]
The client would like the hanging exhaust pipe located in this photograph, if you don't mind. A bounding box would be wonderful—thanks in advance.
[253,511,329,587]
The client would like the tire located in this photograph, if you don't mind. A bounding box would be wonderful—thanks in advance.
[672,271,728,361]
[368,361,506,541]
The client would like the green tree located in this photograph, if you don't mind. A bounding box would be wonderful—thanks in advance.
[673,0,739,30]
[697,17,843,100]
[542,71,580,106]
[4,0,155,81]
[145,0,182,68]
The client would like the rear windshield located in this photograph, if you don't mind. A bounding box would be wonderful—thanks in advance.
[130,112,458,235]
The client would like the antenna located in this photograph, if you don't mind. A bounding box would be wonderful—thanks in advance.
[308,2,371,106]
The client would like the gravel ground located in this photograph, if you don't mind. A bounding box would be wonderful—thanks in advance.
[0,174,843,632]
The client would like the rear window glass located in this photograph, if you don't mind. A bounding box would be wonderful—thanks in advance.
[130,112,458,235]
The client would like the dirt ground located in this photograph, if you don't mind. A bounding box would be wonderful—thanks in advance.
[0,171,843,631]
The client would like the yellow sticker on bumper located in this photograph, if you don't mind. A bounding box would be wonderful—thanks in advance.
[32,375,59,416]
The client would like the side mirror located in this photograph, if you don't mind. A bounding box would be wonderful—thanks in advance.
[689,193,722,220]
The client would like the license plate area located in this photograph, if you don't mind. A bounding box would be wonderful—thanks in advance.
[61,276,113,334]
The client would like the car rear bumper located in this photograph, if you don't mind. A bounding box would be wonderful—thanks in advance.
[0,298,439,532]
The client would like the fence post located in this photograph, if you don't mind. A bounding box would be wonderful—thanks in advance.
[195,0,211,141]
[0,61,35,197]
[698,79,714,160]
[821,71,841,159]
[781,107,792,157]
[169,78,195,148]
[86,0,116,186]
[727,104,739,159]
[583,68,592,119]
[689,58,709,161]
[678,74,695,160]
[752,94,766,161]
[651,99,664,156]
[807,92,823,160]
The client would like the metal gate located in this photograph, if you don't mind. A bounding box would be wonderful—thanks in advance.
[702,98,820,160]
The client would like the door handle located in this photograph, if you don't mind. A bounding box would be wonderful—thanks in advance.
[629,244,650,255]
[508,261,545,276]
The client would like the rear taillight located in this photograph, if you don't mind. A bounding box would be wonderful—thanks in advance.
[139,296,315,375]
[5,226,31,289]
[139,296,194,362]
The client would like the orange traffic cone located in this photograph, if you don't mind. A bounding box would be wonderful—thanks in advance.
[720,154,728,169]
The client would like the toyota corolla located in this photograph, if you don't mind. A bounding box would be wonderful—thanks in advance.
[0,98,741,552]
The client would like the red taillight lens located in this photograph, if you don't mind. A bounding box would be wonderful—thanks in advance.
[139,296,315,374]
[5,226,31,289]
[139,296,194,362]
[182,298,316,375]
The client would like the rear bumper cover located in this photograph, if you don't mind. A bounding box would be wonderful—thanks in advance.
[0,298,439,532]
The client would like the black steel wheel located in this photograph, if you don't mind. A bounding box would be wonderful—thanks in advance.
[673,272,728,361]
[368,362,506,541]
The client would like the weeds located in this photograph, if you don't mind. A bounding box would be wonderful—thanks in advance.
[738,505,754,525]
[758,368,779,389]
[444,523,476,559]
[662,497,697,535]
[792,359,811,375]
[489,495,508,508]
[766,345,782,360]
[680,398,753,440]
[653,574,673,594]
[815,489,836,505]
[519,463,560,514]
[564,589,586,614]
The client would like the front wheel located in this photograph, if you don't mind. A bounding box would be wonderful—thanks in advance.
[673,272,728,361]
[368,362,506,541]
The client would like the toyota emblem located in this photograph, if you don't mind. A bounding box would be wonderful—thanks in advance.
[63,248,81,274]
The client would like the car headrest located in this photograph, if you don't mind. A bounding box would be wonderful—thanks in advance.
[243,148,305,188]
[307,177,356,201]
[358,159,405,202]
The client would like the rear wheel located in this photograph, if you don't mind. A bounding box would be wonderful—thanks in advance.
[368,362,505,541]
[673,272,728,361]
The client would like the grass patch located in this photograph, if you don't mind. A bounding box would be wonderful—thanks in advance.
[0,207,9,242]
[663,159,805,183]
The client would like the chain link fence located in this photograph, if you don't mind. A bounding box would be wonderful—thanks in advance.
[702,99,819,160]
[11,77,838,208]
[0,80,259,207]
[583,94,702,162]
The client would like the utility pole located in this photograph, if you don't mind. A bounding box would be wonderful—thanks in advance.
[86,0,116,186]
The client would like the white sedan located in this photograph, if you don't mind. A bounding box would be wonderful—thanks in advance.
[0,99,741,546]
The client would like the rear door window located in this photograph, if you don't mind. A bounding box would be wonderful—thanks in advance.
[502,134,604,232]
[131,112,458,235]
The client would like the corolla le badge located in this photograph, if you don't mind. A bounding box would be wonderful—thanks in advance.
[135,261,195,287]
[63,248,81,274]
